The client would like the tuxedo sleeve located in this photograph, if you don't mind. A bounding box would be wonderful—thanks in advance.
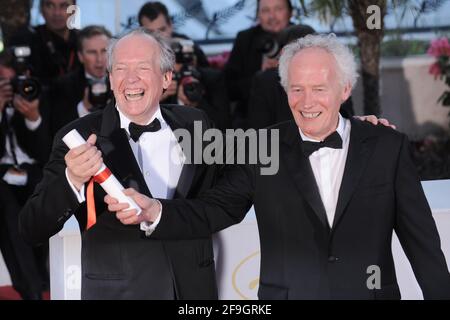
[152,162,255,240]
[19,132,85,245]
[394,134,450,299]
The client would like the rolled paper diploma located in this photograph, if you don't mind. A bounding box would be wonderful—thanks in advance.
[62,129,142,215]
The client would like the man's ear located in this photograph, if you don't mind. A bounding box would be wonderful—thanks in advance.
[162,71,173,90]
[109,71,114,90]
[77,51,84,64]
[341,83,352,102]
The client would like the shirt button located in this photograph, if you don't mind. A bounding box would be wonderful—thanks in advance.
[145,171,150,176]
[328,256,338,263]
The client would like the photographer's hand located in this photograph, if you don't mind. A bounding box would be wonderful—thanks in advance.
[160,79,177,101]
[178,83,200,107]
[13,95,40,121]
[0,78,13,112]
[261,56,278,71]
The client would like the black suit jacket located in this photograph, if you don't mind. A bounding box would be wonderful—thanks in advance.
[224,25,269,107]
[248,68,354,129]
[49,68,87,136]
[155,119,450,299]
[19,103,218,299]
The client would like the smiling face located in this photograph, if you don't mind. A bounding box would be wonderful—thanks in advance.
[286,48,351,141]
[109,34,172,124]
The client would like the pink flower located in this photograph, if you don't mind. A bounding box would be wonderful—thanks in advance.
[429,62,442,79]
[207,51,231,69]
[427,37,450,58]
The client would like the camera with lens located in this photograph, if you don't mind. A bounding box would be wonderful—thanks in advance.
[170,38,196,66]
[173,65,205,103]
[10,46,41,101]
[170,38,205,103]
[258,34,281,60]
[259,25,317,60]
[87,77,112,112]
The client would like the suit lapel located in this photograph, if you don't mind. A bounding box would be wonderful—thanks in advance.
[332,119,378,229]
[160,106,196,199]
[96,104,152,197]
[281,121,329,228]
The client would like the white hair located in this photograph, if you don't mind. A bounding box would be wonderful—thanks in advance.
[106,27,175,74]
[278,33,358,91]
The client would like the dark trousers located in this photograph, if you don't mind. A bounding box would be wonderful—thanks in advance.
[0,164,47,299]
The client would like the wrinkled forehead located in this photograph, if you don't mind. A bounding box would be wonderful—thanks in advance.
[113,34,159,59]
[293,48,336,70]
[288,49,339,81]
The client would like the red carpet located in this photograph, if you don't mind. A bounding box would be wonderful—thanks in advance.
[0,286,50,300]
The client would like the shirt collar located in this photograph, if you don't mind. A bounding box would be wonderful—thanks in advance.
[299,113,346,143]
[117,105,165,136]
[85,72,106,82]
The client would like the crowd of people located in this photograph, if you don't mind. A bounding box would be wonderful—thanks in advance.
[1,0,448,300]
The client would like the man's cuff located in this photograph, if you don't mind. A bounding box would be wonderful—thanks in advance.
[140,199,162,236]
[65,168,86,203]
[25,116,42,131]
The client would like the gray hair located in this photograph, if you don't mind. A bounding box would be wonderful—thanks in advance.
[106,27,175,74]
[278,33,358,91]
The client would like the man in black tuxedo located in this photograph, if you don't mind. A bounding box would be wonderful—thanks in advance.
[20,28,218,299]
[49,25,112,135]
[109,34,450,299]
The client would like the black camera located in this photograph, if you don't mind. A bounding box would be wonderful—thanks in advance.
[259,25,317,60]
[170,38,205,103]
[87,77,111,111]
[173,65,205,103]
[259,34,281,60]
[11,46,41,101]
[170,38,196,65]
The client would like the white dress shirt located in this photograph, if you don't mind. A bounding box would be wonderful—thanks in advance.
[299,114,351,227]
[67,105,185,234]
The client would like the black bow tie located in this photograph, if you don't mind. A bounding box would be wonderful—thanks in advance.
[128,118,161,142]
[302,131,343,157]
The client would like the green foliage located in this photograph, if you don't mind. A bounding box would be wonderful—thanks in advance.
[381,38,429,56]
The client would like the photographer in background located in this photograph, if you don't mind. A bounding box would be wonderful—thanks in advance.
[138,2,230,130]
[49,25,112,135]
[168,39,231,130]
[225,0,296,128]
[10,0,81,88]
[0,49,51,300]
[138,1,209,68]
